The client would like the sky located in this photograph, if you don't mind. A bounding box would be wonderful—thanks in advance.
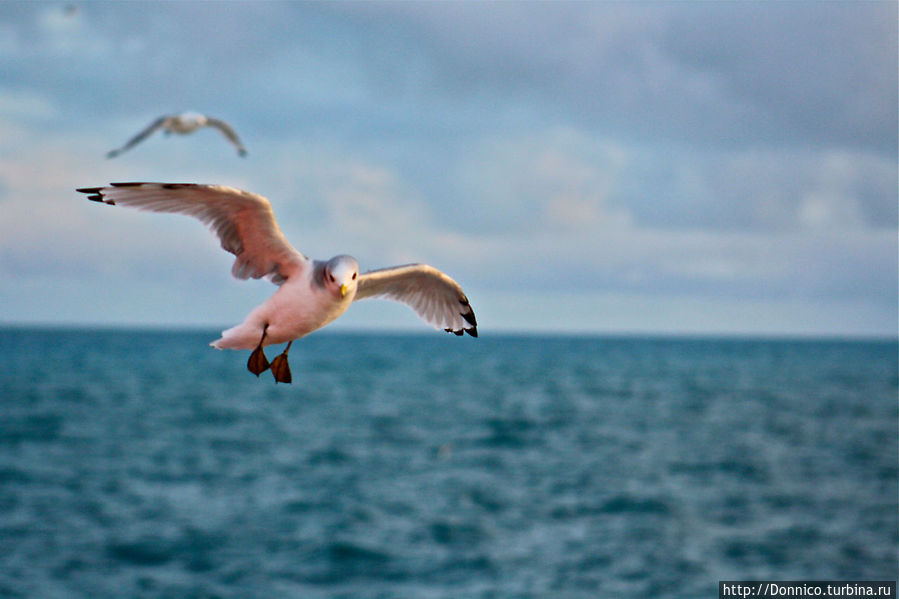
[0,1,896,338]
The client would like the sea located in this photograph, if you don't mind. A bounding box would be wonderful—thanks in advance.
[1,328,896,598]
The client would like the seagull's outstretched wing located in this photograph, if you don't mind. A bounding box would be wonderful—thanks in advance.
[355,264,477,336]
[107,116,169,158]
[77,182,307,284]
[205,117,248,156]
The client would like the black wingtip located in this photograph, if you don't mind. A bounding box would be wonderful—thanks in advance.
[444,327,477,338]
[76,187,111,204]
[460,297,478,327]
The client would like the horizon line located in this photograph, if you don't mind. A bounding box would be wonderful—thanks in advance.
[1,321,896,344]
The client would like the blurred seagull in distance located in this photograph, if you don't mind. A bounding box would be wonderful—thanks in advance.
[106,112,248,158]
[76,182,477,383]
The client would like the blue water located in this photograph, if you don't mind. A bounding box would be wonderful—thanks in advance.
[0,328,896,598]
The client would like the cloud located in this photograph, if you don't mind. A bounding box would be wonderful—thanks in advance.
[310,160,435,266]
[620,145,898,232]
[0,88,58,121]
[0,1,894,336]
[446,128,631,235]
[328,2,897,153]
[412,127,897,238]
[460,289,896,337]
[5,2,893,155]
[661,2,898,152]
[435,225,897,317]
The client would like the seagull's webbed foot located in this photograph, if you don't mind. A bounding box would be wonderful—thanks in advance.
[247,346,270,376]
[270,341,293,384]
[247,326,270,376]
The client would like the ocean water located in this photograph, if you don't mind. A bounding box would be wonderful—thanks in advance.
[0,328,896,598]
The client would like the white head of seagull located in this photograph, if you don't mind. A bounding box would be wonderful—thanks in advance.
[321,255,359,300]
[76,182,477,384]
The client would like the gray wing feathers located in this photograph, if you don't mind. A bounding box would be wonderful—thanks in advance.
[205,118,247,155]
[77,182,306,283]
[355,264,477,336]
[107,116,168,158]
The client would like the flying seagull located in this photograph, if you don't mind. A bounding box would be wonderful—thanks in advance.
[106,112,248,158]
[76,182,477,383]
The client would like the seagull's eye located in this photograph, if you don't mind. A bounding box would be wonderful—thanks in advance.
[352,272,357,280]
[329,274,335,283]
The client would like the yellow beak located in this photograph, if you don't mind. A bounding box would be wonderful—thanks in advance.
[340,284,347,299]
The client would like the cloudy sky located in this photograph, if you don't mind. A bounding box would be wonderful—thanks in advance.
[0,1,896,337]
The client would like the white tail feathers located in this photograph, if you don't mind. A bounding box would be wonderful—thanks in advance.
[210,323,260,350]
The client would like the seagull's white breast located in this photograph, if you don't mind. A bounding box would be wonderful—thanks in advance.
[248,277,355,346]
